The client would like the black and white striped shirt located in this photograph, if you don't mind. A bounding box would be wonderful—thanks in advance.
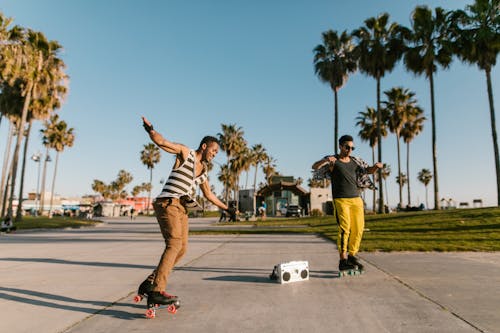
[157,150,208,201]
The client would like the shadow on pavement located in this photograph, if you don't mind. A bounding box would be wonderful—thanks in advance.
[0,287,144,320]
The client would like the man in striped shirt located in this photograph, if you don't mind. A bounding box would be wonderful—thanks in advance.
[137,116,230,309]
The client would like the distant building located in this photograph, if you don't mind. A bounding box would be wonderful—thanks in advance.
[309,187,333,215]
[256,176,309,216]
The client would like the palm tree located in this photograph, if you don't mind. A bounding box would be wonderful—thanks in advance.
[217,163,235,202]
[249,143,268,214]
[401,107,426,206]
[262,154,278,184]
[383,87,422,209]
[140,143,161,215]
[40,114,75,216]
[110,170,133,201]
[250,144,267,191]
[229,144,249,203]
[3,29,67,218]
[452,0,500,206]
[313,30,358,152]
[404,6,454,210]
[395,173,408,209]
[356,106,388,212]
[217,124,245,202]
[417,168,433,209]
[353,13,407,213]
[381,163,391,209]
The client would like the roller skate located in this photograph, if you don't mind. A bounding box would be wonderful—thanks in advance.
[133,273,155,303]
[347,255,364,271]
[338,258,362,277]
[145,291,181,319]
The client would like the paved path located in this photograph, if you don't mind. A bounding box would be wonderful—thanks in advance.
[0,217,498,333]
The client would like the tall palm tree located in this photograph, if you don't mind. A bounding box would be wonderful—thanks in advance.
[217,163,235,202]
[217,124,245,202]
[110,170,133,201]
[452,0,500,206]
[0,16,23,217]
[417,168,433,209]
[140,143,161,215]
[395,173,408,210]
[250,144,267,190]
[383,87,422,208]
[404,6,454,210]
[356,106,388,212]
[262,154,278,184]
[249,143,267,214]
[401,107,426,206]
[313,30,358,152]
[353,13,407,213]
[381,163,391,209]
[4,29,67,218]
[40,114,75,216]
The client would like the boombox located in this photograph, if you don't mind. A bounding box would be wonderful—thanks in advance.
[270,260,309,284]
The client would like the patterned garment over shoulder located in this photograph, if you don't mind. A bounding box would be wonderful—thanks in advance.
[312,155,377,190]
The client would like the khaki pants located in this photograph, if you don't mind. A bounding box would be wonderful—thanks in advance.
[151,197,189,292]
[333,197,364,256]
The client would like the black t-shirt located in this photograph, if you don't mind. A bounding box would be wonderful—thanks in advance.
[330,158,360,198]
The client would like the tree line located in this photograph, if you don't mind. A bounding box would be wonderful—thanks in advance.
[0,13,74,221]
[313,0,499,211]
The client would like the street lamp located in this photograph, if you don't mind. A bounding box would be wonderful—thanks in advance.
[31,152,42,215]
[38,153,52,215]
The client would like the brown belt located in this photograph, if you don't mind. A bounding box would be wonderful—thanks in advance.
[154,196,190,207]
[154,197,178,204]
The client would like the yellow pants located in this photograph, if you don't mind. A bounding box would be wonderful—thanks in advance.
[333,197,364,256]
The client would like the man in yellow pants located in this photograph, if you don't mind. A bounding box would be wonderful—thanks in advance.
[312,135,382,271]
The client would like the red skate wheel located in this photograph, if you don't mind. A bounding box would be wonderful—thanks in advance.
[145,308,156,319]
[134,295,142,303]
[167,304,177,314]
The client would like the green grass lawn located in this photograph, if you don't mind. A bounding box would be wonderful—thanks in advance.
[7,207,499,252]
[198,207,500,252]
[9,216,100,230]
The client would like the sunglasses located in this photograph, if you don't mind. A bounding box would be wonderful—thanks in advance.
[343,145,355,151]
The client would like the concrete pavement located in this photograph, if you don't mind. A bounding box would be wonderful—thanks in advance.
[0,217,498,333]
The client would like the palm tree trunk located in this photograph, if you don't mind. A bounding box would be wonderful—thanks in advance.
[485,69,500,206]
[253,163,259,214]
[425,184,429,210]
[376,74,384,213]
[15,121,32,222]
[0,122,14,217]
[147,168,152,215]
[334,89,339,152]
[39,147,50,215]
[49,152,60,216]
[7,81,33,218]
[371,146,376,213]
[406,141,411,207]
[396,130,402,208]
[429,72,440,209]
[2,169,12,218]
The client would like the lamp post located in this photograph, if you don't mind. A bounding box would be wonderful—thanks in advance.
[31,152,42,216]
[39,153,52,215]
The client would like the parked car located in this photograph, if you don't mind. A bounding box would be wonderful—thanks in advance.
[285,205,301,217]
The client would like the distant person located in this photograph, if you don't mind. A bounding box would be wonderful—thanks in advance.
[312,135,382,272]
[258,201,267,220]
[219,208,227,222]
[130,208,135,220]
[136,116,231,312]
[1,215,16,233]
[227,202,238,222]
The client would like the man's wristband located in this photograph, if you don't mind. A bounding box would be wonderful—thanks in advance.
[143,123,154,133]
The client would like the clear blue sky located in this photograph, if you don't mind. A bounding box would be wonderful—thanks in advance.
[0,0,498,208]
